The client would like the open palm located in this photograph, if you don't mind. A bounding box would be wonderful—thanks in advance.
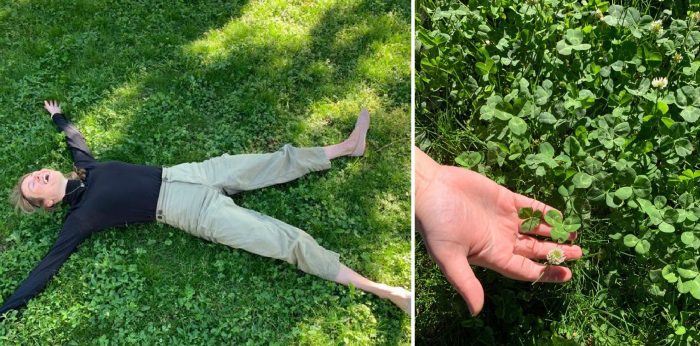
[416,164,582,316]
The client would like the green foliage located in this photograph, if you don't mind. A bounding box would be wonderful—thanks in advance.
[417,0,700,344]
[0,0,410,344]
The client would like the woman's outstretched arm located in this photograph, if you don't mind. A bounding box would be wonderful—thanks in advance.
[44,100,95,168]
[0,217,91,317]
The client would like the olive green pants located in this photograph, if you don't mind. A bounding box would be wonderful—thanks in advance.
[155,144,341,281]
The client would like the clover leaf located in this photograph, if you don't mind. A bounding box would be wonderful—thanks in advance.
[572,172,593,189]
[544,210,563,225]
[517,208,577,243]
[518,207,542,233]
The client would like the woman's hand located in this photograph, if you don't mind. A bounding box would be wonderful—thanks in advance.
[43,100,62,118]
[415,147,583,316]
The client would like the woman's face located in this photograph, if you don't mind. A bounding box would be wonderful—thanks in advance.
[21,169,66,207]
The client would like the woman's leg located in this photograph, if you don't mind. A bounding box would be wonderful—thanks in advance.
[185,193,410,313]
[166,109,371,194]
[334,264,411,314]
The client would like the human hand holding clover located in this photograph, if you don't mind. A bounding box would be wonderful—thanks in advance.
[415,147,583,316]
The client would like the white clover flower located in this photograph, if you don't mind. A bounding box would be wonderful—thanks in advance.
[652,77,668,89]
[650,20,663,34]
[693,12,700,22]
[595,9,604,20]
[673,53,683,63]
[547,248,566,265]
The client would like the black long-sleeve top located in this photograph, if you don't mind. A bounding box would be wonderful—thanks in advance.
[0,114,162,316]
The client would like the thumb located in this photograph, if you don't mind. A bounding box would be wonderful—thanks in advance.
[433,248,485,316]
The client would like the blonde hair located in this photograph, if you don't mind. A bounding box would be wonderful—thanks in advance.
[9,169,84,214]
[10,173,42,213]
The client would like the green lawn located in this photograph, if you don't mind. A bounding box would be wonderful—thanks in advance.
[0,0,410,344]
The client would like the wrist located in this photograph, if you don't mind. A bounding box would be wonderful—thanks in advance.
[414,147,441,221]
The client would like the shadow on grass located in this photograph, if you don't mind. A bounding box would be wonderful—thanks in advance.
[0,0,409,343]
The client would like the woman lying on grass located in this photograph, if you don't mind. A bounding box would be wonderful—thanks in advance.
[0,100,411,318]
